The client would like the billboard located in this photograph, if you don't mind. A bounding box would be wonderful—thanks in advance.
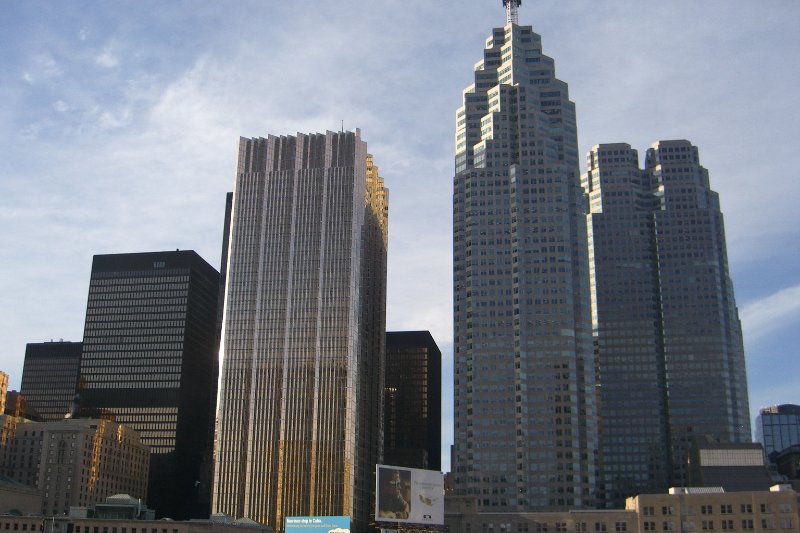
[375,464,444,525]
[284,516,350,533]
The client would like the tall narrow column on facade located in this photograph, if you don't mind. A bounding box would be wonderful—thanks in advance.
[585,140,751,505]
[212,130,388,533]
[583,144,670,507]
[452,2,598,510]
[646,140,750,481]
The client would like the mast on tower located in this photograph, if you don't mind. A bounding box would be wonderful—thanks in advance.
[503,0,521,25]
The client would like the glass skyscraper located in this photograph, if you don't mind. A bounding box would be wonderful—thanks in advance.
[78,251,220,519]
[585,140,751,505]
[212,130,388,533]
[20,341,82,421]
[757,404,800,460]
[452,5,598,510]
[384,331,442,472]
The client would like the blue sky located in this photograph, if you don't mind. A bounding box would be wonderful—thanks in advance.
[1,1,799,472]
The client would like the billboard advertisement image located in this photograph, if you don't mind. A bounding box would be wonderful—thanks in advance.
[284,516,350,533]
[375,464,444,525]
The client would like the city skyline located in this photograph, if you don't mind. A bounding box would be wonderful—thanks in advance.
[1,1,799,473]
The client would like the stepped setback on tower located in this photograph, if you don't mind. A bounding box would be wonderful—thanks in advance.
[452,14,598,510]
[584,141,751,506]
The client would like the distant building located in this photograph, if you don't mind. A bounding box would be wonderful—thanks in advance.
[445,485,799,532]
[4,391,39,419]
[0,415,31,481]
[756,405,800,461]
[0,494,271,533]
[77,251,220,519]
[213,131,388,533]
[686,436,773,492]
[0,417,148,516]
[20,341,82,421]
[384,331,441,471]
[627,485,798,532]
[0,372,7,413]
[584,141,751,505]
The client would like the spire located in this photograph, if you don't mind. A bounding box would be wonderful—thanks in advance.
[503,0,521,25]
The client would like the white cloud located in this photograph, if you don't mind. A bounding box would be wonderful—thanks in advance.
[95,47,119,68]
[741,285,800,343]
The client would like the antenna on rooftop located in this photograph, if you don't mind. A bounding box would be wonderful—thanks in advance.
[503,0,521,25]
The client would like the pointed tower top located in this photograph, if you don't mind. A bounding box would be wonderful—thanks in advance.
[503,0,521,25]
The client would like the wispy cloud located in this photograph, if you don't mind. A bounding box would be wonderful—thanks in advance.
[95,48,119,69]
[741,285,800,342]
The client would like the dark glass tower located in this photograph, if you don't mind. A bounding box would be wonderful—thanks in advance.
[757,404,800,460]
[584,140,751,505]
[20,341,82,421]
[77,251,220,519]
[583,144,670,506]
[452,5,598,510]
[384,331,442,472]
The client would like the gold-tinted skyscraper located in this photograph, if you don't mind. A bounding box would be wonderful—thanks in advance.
[213,130,388,533]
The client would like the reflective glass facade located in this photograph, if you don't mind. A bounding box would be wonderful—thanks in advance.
[756,404,800,460]
[452,22,597,510]
[212,131,388,533]
[78,251,220,519]
[585,141,751,506]
[584,144,670,506]
[384,331,442,472]
[20,341,82,421]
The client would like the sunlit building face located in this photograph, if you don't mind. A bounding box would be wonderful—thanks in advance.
[213,131,388,533]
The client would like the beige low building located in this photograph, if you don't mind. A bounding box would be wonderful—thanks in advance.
[0,417,149,516]
[627,486,798,532]
[445,486,800,533]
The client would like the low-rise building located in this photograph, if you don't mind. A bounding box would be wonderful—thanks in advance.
[0,418,148,516]
[445,485,799,532]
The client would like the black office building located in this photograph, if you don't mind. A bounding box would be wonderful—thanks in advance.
[77,251,219,519]
[384,331,441,471]
[20,340,82,421]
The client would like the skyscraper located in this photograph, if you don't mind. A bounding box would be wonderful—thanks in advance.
[20,341,82,421]
[583,143,670,505]
[584,140,751,505]
[452,2,598,510]
[213,130,388,533]
[78,251,220,519]
[384,331,442,472]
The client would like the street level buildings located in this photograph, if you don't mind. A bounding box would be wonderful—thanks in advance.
[445,485,799,533]
[384,331,442,471]
[452,4,597,510]
[212,130,388,533]
[77,251,220,519]
[584,141,751,506]
[20,341,82,421]
[0,416,149,517]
